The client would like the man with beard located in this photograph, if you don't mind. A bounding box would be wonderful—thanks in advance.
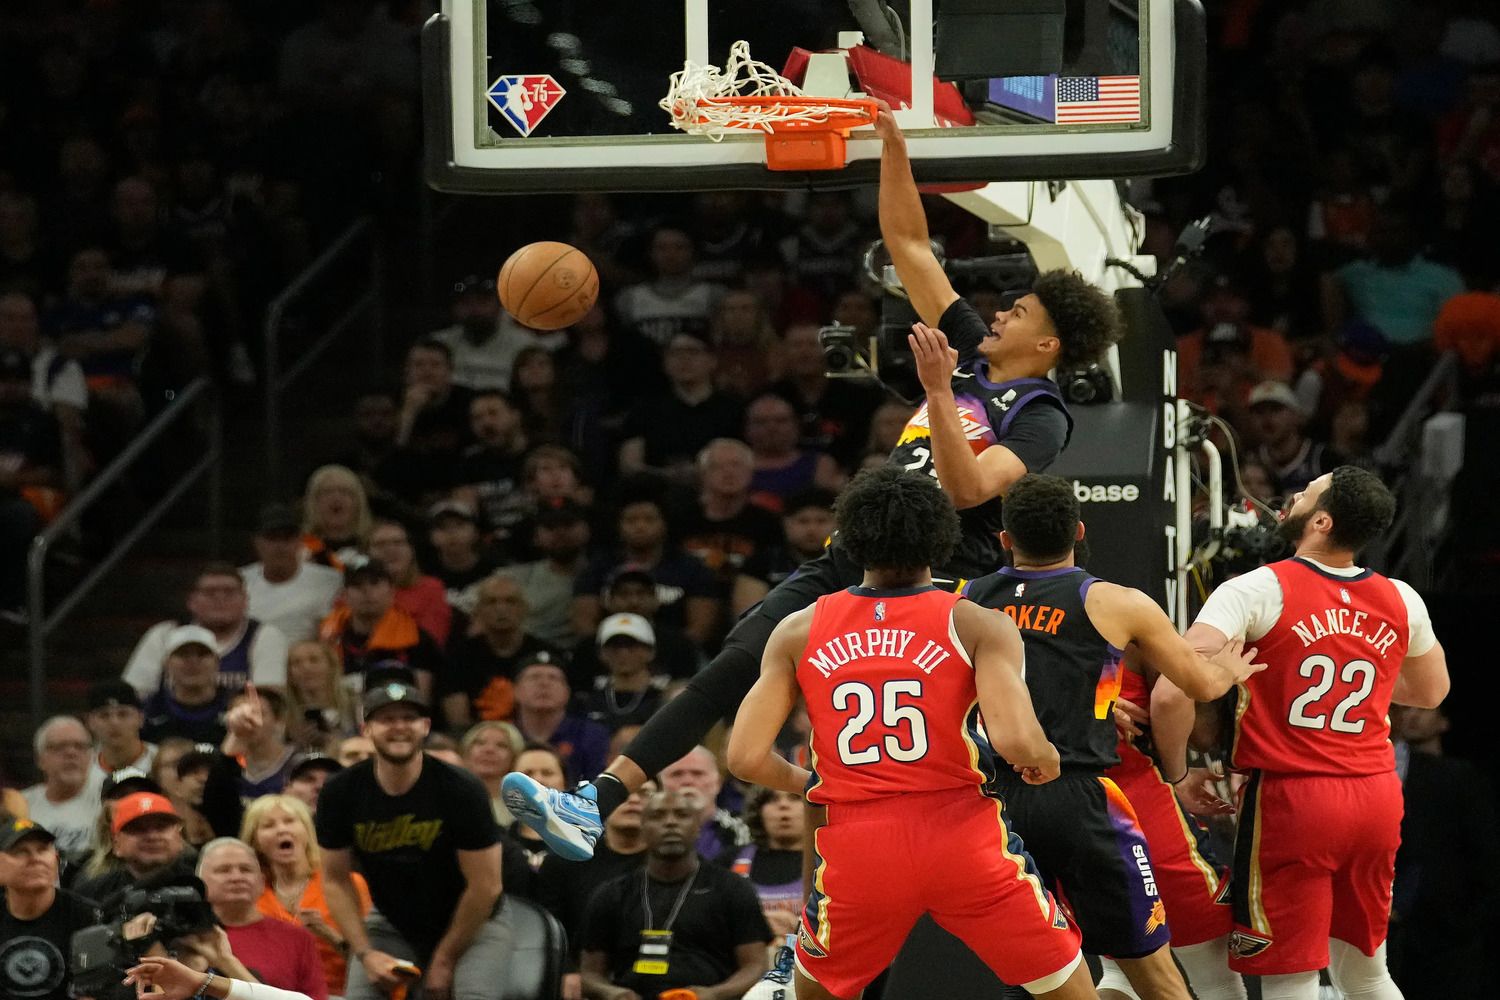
[1185,468,1449,1000]
[316,673,506,1000]
[578,788,770,1000]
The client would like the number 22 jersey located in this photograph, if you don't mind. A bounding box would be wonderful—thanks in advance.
[1195,556,1435,777]
[800,585,995,805]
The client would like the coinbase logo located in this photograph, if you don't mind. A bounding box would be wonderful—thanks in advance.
[1073,481,1140,503]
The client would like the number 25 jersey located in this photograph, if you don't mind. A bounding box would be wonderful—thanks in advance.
[800,586,994,805]
[1228,558,1411,777]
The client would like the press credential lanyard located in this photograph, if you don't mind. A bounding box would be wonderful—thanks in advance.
[634,867,699,976]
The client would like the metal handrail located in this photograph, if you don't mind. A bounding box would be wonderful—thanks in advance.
[263,217,382,496]
[26,379,222,728]
[1365,351,1462,587]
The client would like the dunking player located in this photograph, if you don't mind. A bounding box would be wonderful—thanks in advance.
[962,475,1264,1000]
[1095,652,1245,1000]
[1183,468,1449,1000]
[503,107,1124,858]
[728,467,1096,1000]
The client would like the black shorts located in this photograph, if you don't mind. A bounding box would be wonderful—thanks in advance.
[987,771,1172,960]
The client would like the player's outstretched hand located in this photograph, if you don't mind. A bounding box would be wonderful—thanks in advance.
[1112,697,1148,740]
[872,99,902,143]
[1209,638,1265,688]
[1016,743,1061,785]
[908,323,959,396]
[1173,766,1236,816]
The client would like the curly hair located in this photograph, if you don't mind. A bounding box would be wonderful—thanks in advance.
[1316,466,1395,553]
[1031,270,1125,370]
[835,466,960,572]
[1000,474,1079,562]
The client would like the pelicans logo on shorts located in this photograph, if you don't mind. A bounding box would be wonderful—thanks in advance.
[798,925,827,959]
[1228,929,1272,958]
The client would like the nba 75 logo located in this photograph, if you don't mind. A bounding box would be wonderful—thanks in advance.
[487,75,566,137]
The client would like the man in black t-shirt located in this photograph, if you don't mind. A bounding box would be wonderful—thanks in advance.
[439,574,566,728]
[317,679,505,1000]
[0,819,100,1000]
[579,789,769,1000]
[505,104,1126,863]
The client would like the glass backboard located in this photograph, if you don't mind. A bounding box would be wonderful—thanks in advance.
[423,0,1205,193]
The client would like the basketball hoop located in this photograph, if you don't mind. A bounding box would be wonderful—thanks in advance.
[660,40,879,171]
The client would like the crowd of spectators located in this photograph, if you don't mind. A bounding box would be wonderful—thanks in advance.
[3,1,1499,999]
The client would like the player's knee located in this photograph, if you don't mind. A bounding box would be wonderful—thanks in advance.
[1172,937,1247,1000]
[1256,972,1321,1000]
[1327,939,1401,999]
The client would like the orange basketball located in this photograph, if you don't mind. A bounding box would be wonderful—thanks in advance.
[497,241,599,331]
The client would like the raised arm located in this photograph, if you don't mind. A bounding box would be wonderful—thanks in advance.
[874,104,959,327]
[954,600,1059,782]
[1088,583,1264,701]
[726,608,814,794]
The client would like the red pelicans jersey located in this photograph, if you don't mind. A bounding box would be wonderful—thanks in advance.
[800,586,992,805]
[1231,559,1410,776]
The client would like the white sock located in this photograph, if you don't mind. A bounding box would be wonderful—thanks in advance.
[1327,940,1402,999]
[1172,937,1247,1000]
[1258,971,1322,1000]
[1095,958,1140,999]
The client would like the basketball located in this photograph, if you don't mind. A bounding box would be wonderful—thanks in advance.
[497,241,599,331]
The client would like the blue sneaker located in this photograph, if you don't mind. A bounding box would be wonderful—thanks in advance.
[744,937,797,999]
[501,774,602,861]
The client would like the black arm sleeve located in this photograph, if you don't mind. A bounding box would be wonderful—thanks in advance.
[997,402,1070,473]
[938,297,989,362]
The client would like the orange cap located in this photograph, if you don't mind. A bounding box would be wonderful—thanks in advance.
[111,792,181,834]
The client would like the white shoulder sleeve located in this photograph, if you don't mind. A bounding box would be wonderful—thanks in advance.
[1192,566,1283,643]
[1390,579,1438,657]
[226,979,313,1000]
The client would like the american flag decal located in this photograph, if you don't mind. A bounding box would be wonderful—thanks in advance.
[1055,76,1141,124]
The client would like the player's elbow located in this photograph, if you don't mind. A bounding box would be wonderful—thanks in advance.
[725,739,760,785]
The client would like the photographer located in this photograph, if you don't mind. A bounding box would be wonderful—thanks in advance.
[0,818,100,1000]
[75,792,195,902]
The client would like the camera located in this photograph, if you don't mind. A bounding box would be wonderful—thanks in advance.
[71,884,218,995]
[819,324,865,376]
[1059,363,1114,404]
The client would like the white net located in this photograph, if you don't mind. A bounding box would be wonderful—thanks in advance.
[660,40,857,139]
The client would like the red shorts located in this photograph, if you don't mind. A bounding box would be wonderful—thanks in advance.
[797,786,1081,998]
[1228,770,1402,976]
[1107,748,1232,948]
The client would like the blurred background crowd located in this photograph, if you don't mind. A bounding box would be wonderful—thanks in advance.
[1,1,1498,998]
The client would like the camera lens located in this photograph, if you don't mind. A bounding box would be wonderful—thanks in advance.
[824,345,855,372]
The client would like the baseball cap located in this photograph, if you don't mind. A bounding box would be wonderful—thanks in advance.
[429,499,477,525]
[289,752,344,782]
[176,745,217,778]
[111,792,181,834]
[0,817,55,851]
[103,767,164,801]
[1247,380,1302,413]
[344,560,392,587]
[255,503,302,538]
[605,564,656,592]
[598,612,655,647]
[87,679,140,713]
[164,624,218,658]
[362,678,430,719]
